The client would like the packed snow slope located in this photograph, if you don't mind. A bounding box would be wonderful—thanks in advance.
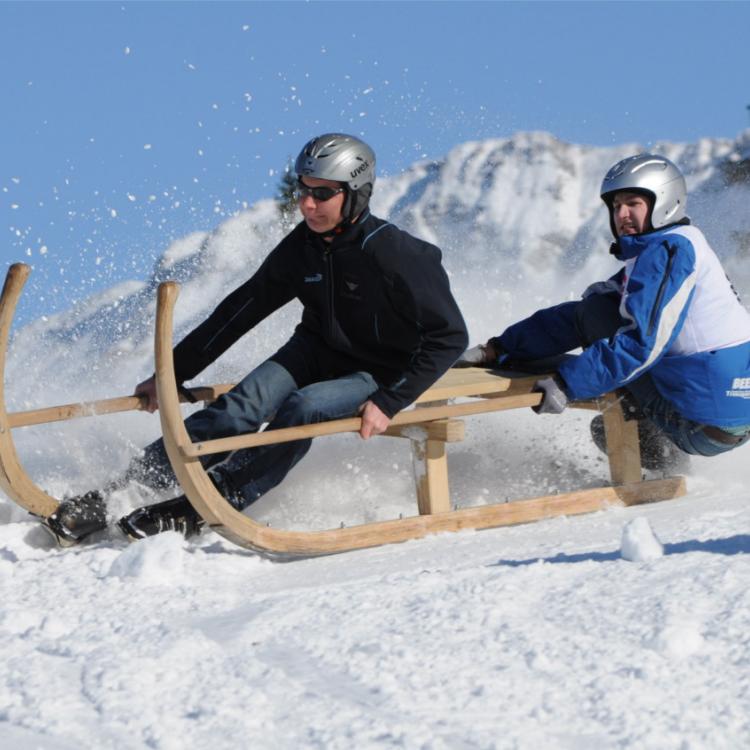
[2,131,750,749]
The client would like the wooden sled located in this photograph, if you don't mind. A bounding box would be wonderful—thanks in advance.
[0,263,686,557]
[154,281,687,559]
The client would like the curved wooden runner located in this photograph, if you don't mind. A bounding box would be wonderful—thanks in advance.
[0,264,60,516]
[0,263,231,516]
[155,281,686,559]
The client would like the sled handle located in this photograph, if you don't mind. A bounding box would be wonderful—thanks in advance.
[7,383,234,429]
[182,391,543,457]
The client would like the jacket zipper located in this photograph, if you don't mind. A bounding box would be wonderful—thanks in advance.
[324,246,335,341]
[647,241,677,336]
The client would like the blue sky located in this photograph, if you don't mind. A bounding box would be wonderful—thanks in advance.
[2,1,750,325]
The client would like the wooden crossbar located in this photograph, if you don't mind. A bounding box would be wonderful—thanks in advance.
[6,385,234,429]
[183,392,542,457]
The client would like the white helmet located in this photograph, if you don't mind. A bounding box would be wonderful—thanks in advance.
[295,133,376,223]
[600,153,687,236]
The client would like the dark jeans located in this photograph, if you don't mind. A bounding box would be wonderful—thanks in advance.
[126,358,379,510]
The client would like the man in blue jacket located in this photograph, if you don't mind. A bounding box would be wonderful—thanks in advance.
[44,133,468,545]
[463,153,750,469]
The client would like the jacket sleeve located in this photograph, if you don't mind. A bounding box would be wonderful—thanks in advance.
[491,269,626,361]
[171,241,296,383]
[490,301,582,360]
[368,242,469,417]
[558,236,697,400]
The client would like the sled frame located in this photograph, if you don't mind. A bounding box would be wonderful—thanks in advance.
[154,282,686,559]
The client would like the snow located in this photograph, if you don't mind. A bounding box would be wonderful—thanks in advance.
[2,478,750,748]
[620,517,664,562]
[2,132,750,748]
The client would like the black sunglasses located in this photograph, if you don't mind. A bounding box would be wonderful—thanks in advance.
[294,180,345,202]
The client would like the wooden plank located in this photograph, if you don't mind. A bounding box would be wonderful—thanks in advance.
[182,392,543,458]
[384,418,465,442]
[599,393,642,484]
[414,367,515,401]
[209,475,685,559]
[0,264,59,516]
[412,438,451,515]
[489,375,546,397]
[7,384,234,428]
[4,365,529,435]
[410,399,452,515]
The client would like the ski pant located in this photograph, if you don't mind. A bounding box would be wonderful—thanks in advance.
[572,293,750,457]
[125,343,381,510]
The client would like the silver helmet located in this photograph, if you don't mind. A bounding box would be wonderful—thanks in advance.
[600,153,687,235]
[295,133,376,224]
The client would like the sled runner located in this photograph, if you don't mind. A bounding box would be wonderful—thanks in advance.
[0,263,232,517]
[0,264,686,557]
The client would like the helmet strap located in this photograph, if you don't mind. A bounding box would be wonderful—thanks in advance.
[311,183,374,241]
[342,183,373,224]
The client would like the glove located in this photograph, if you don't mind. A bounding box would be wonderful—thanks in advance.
[532,376,569,414]
[456,344,490,367]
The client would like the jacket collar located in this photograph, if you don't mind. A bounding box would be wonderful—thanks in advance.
[305,210,373,250]
[609,218,691,260]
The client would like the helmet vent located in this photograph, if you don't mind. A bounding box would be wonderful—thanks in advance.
[631,158,667,174]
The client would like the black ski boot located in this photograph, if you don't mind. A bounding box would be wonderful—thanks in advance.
[117,495,205,541]
[590,415,690,473]
[43,490,107,547]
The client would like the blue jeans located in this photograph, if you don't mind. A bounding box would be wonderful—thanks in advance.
[217,362,379,508]
[625,374,750,458]
[128,359,379,509]
[565,293,750,457]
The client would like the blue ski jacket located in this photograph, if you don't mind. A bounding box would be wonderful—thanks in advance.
[493,224,750,428]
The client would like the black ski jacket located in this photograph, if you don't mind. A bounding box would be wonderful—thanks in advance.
[171,213,468,417]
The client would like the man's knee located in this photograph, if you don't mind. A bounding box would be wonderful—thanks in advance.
[185,390,273,438]
[275,389,318,426]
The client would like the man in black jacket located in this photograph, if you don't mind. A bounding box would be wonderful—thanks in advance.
[44,133,468,545]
